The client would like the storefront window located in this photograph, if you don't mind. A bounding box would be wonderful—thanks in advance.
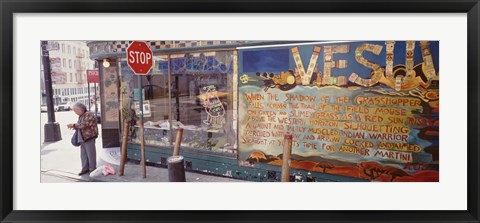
[169,51,236,153]
[119,56,170,146]
[119,51,237,153]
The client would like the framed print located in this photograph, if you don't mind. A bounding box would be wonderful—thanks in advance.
[1,0,479,222]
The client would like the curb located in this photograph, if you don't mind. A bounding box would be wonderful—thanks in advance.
[41,169,106,183]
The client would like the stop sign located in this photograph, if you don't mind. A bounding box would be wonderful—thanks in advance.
[126,41,153,75]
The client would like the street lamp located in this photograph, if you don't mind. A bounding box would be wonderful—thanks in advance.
[41,41,62,142]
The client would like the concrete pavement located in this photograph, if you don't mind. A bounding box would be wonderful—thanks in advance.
[41,111,246,183]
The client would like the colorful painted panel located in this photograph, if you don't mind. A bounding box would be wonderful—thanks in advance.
[101,64,120,129]
[170,51,234,75]
[238,41,439,182]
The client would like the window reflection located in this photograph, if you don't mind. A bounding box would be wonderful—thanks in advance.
[120,52,236,153]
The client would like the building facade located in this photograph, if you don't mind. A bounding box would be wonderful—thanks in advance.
[87,40,440,182]
[45,41,97,107]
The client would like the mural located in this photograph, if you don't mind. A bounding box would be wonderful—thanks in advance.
[238,41,439,182]
[170,51,233,75]
[101,64,120,129]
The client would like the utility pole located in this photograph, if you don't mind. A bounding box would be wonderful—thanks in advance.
[42,41,62,142]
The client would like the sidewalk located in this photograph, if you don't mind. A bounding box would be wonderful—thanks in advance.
[41,137,245,183]
[43,155,246,183]
[41,112,245,182]
[90,160,245,182]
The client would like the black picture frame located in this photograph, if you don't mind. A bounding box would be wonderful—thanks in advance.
[1,0,479,222]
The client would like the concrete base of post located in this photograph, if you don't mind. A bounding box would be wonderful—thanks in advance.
[44,122,62,142]
[167,156,186,182]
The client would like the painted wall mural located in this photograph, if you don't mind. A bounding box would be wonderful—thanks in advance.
[101,64,120,129]
[170,51,233,75]
[238,41,439,182]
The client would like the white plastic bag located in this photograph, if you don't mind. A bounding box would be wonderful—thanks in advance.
[89,165,105,177]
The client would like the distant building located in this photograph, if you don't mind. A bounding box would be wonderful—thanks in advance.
[43,41,97,106]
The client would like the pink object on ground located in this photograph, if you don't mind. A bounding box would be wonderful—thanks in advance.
[102,165,116,175]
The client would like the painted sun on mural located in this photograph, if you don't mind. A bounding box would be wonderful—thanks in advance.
[238,41,439,182]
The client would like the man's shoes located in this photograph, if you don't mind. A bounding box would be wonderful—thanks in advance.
[78,170,89,176]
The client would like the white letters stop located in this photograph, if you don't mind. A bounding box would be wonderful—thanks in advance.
[128,51,152,64]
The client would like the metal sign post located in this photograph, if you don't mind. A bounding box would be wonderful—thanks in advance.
[94,82,98,117]
[86,69,99,114]
[138,75,146,178]
[87,82,91,111]
[126,41,153,179]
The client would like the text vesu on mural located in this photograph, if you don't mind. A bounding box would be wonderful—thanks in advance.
[291,41,437,91]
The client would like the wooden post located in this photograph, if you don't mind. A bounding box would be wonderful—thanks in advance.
[140,120,146,178]
[173,128,183,156]
[119,119,130,176]
[281,134,293,182]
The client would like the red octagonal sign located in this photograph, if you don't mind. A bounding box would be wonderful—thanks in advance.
[126,41,153,75]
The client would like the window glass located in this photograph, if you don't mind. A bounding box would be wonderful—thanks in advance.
[118,52,235,154]
[119,56,170,146]
[169,51,235,153]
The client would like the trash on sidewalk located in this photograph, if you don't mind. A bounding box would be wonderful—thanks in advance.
[89,165,116,177]
[103,165,115,175]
